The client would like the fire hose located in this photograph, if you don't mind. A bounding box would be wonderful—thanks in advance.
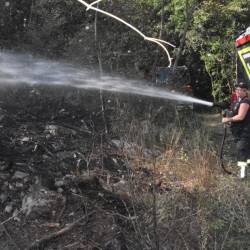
[76,0,175,67]
[219,124,232,174]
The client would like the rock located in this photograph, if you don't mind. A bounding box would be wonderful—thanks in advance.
[5,204,13,213]
[45,125,57,136]
[15,182,24,188]
[22,189,64,219]
[54,179,65,187]
[57,188,64,193]
[0,194,8,203]
[0,161,9,171]
[0,173,10,180]
[20,136,30,143]
[12,171,29,179]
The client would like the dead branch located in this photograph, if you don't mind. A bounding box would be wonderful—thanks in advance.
[0,207,26,226]
[27,211,95,250]
[1,224,21,250]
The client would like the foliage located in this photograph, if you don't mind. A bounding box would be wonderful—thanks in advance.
[0,0,249,99]
[187,0,249,101]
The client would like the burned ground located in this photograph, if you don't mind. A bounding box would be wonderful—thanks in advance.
[0,84,177,250]
[0,85,132,249]
[1,84,250,250]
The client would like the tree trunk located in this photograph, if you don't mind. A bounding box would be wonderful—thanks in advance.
[152,0,167,74]
[94,4,108,135]
[173,0,196,71]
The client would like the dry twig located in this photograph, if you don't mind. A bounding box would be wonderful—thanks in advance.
[1,224,21,250]
[27,211,95,250]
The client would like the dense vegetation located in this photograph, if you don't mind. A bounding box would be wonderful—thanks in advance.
[1,1,250,249]
[0,0,249,101]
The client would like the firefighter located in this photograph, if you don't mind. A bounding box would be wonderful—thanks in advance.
[222,82,250,177]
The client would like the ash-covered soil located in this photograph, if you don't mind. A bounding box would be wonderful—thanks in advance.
[0,84,162,250]
[1,83,243,250]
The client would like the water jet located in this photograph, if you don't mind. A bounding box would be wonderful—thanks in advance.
[0,51,213,107]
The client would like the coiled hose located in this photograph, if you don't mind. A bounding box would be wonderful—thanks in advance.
[219,124,232,174]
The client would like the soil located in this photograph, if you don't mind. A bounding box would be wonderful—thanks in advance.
[0,84,235,250]
[0,84,143,250]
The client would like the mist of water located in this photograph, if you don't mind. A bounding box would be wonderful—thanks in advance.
[0,51,213,107]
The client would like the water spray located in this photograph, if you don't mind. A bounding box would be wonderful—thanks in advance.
[0,1,214,107]
[0,51,213,107]
[76,0,175,67]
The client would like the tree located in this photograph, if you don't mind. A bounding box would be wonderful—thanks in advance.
[188,0,249,101]
[1,0,249,101]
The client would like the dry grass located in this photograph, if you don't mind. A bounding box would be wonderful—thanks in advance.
[110,110,250,249]
[123,113,221,193]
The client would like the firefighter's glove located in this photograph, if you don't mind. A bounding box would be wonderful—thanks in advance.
[222,117,231,123]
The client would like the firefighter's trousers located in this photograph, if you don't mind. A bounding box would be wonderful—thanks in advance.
[235,137,250,162]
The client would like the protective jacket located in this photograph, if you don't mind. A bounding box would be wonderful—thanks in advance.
[231,97,250,138]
